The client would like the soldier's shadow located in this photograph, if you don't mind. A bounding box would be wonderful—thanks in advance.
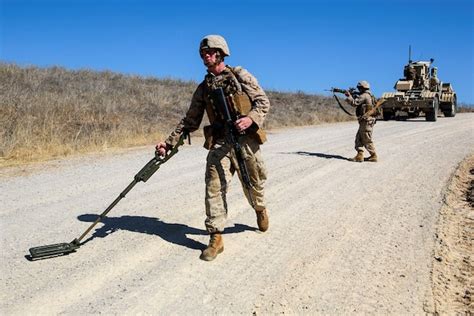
[78,214,255,251]
[292,151,349,161]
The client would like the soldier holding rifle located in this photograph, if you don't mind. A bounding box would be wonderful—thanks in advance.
[156,35,270,261]
[344,80,379,162]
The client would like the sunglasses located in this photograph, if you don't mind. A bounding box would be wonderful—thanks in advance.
[200,48,217,57]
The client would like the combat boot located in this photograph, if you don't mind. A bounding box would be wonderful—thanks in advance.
[367,152,378,162]
[256,209,269,232]
[349,151,364,162]
[200,233,224,261]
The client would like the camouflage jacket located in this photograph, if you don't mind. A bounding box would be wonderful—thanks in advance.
[166,65,270,147]
[345,90,374,117]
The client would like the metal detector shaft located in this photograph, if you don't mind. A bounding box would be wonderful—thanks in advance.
[29,159,153,259]
[76,133,189,244]
[28,132,189,259]
[76,178,139,243]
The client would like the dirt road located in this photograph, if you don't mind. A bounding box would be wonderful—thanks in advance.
[1,114,473,314]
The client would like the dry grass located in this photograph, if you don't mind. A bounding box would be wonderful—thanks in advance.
[0,63,347,166]
[265,90,351,128]
[457,103,474,113]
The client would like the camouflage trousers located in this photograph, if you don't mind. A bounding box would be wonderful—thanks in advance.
[204,136,267,233]
[355,117,376,154]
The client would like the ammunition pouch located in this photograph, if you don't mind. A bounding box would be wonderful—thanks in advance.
[203,125,213,150]
[255,129,267,144]
[203,123,224,150]
[365,104,373,114]
[356,105,364,117]
[232,92,267,145]
[359,116,376,126]
[233,92,252,114]
[247,124,267,144]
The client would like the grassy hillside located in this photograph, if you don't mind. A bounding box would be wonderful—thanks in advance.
[0,63,349,165]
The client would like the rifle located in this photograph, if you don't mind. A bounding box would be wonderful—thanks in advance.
[362,98,386,119]
[327,87,359,97]
[327,87,386,118]
[213,87,256,208]
[326,87,359,116]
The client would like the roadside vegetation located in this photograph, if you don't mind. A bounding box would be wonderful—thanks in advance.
[0,63,348,166]
[1,63,472,167]
[457,102,474,113]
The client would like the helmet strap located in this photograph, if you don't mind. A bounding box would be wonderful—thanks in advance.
[215,50,224,63]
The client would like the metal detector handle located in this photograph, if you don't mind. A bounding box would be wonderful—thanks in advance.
[136,131,189,182]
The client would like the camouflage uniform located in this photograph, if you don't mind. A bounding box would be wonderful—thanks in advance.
[345,88,377,157]
[165,65,270,233]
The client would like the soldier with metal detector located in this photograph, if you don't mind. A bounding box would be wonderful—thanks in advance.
[28,133,190,260]
[156,35,270,261]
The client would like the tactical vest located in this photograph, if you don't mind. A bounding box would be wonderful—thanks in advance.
[202,66,266,148]
[356,91,375,117]
[203,66,244,123]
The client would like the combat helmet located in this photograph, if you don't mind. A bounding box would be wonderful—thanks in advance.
[199,35,230,57]
[357,80,370,90]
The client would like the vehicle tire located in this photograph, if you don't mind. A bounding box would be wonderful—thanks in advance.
[426,97,439,122]
[408,112,419,119]
[382,110,392,121]
[443,95,457,117]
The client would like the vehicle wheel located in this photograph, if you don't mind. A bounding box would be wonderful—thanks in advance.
[382,110,392,121]
[426,97,439,122]
[443,95,457,117]
[408,112,419,119]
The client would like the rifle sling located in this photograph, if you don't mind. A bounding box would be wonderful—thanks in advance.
[333,93,356,117]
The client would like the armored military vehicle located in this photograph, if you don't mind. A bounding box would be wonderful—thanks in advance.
[380,58,457,121]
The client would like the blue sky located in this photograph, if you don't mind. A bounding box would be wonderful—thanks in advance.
[1,0,473,104]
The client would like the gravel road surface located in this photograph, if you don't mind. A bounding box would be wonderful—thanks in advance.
[1,113,473,314]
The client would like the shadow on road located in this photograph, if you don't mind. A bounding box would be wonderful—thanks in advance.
[287,151,349,161]
[78,214,255,251]
[385,116,446,122]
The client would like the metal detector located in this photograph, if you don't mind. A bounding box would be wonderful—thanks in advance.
[28,133,189,260]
